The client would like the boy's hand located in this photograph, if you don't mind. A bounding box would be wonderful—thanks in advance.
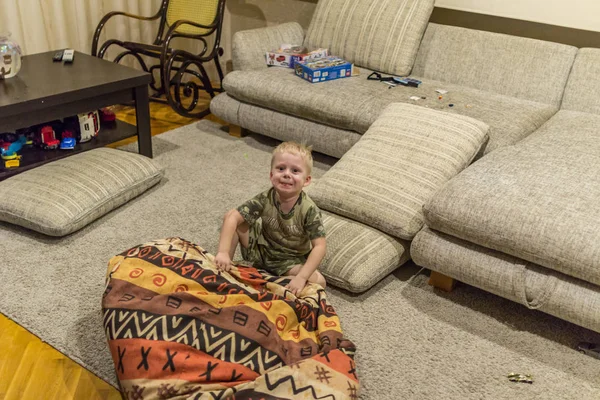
[214,252,232,272]
[286,276,308,296]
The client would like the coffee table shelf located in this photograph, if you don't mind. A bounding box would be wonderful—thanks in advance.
[0,120,138,181]
[0,51,151,182]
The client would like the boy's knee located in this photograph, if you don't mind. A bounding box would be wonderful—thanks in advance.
[314,271,327,288]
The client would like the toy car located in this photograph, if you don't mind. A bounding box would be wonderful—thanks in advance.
[78,111,100,142]
[15,127,35,145]
[4,155,21,168]
[38,126,60,149]
[99,107,116,122]
[0,135,25,159]
[60,137,76,150]
[577,342,600,359]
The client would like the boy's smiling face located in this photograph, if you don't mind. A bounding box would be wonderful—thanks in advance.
[270,152,312,198]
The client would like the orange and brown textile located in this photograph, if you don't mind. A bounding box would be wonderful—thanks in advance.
[103,237,359,399]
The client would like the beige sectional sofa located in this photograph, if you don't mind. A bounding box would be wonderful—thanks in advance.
[210,0,600,333]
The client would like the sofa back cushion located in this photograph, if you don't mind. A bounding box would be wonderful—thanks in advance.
[303,0,434,76]
[561,48,600,114]
[307,103,489,240]
[412,23,577,106]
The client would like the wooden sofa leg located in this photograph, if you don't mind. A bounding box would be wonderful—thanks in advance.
[428,271,456,292]
[229,124,248,138]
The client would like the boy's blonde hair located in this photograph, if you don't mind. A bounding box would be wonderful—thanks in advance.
[271,141,313,175]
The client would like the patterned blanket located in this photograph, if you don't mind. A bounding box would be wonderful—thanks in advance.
[103,237,360,399]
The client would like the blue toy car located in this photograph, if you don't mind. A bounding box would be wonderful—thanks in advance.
[60,137,76,150]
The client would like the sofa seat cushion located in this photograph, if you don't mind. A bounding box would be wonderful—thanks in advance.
[303,0,434,76]
[321,211,410,293]
[223,67,557,155]
[308,103,489,240]
[210,93,362,159]
[0,148,164,236]
[411,227,600,334]
[423,110,600,286]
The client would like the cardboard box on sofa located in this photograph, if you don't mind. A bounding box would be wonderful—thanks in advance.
[295,57,353,83]
[265,46,328,68]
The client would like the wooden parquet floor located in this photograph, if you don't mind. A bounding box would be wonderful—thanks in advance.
[0,97,224,399]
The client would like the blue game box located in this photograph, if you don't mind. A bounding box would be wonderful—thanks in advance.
[295,56,353,83]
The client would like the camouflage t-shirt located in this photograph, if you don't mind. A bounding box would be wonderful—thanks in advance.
[236,187,326,273]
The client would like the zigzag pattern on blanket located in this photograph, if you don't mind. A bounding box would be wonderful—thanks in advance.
[102,237,359,399]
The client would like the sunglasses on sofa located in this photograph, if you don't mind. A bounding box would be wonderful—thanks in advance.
[367,71,422,87]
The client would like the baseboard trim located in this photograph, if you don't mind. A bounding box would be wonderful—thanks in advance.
[431,7,600,48]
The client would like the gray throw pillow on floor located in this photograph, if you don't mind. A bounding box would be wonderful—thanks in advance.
[0,148,163,236]
[321,211,410,293]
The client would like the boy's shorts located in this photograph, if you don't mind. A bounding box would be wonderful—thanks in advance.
[241,219,302,276]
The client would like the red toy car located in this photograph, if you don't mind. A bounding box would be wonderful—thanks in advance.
[99,107,116,122]
[38,126,60,149]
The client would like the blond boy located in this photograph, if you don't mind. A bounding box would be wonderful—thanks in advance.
[215,142,327,295]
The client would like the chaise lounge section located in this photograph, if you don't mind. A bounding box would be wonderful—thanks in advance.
[411,48,600,333]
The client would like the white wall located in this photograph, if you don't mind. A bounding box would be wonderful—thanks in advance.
[435,0,600,32]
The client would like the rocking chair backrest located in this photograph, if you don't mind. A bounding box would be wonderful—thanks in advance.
[166,0,222,36]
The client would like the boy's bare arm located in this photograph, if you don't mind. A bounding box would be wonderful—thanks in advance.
[297,237,326,280]
[215,209,245,270]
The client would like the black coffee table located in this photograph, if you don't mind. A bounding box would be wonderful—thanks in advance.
[0,51,152,181]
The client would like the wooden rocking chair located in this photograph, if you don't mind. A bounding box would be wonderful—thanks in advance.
[91,0,226,118]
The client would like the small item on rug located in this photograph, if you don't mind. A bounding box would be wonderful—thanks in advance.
[266,44,328,68]
[383,81,397,88]
[436,89,448,94]
[410,96,421,100]
[295,56,353,83]
[507,372,533,384]
[576,342,600,359]
[438,95,443,100]
[449,103,454,107]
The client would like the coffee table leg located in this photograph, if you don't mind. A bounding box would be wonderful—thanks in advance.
[134,85,152,158]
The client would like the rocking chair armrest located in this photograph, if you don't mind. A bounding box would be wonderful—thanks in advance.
[232,22,305,71]
[91,8,164,56]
